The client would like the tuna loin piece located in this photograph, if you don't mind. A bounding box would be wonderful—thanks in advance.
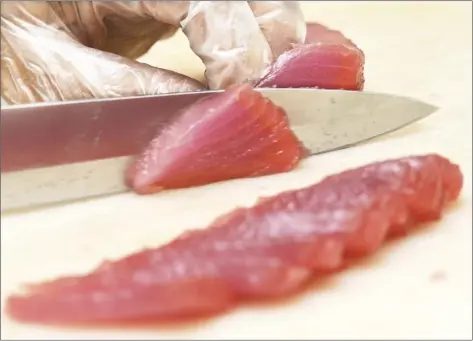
[256,23,365,90]
[6,154,463,324]
[126,84,307,194]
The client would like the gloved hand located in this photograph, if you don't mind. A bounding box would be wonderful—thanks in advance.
[1,1,306,105]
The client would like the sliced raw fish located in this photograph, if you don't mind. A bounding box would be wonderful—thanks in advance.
[126,84,307,194]
[6,154,463,324]
[256,23,365,90]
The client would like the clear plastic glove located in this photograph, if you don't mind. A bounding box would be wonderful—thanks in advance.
[1,1,306,105]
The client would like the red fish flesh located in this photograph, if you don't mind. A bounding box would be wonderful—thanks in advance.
[126,84,307,194]
[256,23,365,90]
[6,154,463,324]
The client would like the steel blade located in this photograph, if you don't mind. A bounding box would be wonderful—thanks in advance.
[259,88,437,155]
[1,89,437,211]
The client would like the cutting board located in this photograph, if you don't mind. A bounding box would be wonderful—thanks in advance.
[1,2,472,339]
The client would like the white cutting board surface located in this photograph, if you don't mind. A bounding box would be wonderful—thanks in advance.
[1,2,472,339]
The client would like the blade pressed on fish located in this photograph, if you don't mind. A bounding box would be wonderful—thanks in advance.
[260,88,437,155]
[1,91,215,173]
[0,89,437,211]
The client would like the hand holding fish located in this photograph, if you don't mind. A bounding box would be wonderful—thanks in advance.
[0,1,306,105]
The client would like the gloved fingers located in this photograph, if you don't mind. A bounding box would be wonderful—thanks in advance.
[182,1,274,90]
[145,1,273,90]
[144,1,306,90]
[74,1,179,60]
[1,0,306,104]
[1,22,205,105]
[248,1,306,58]
[0,1,179,68]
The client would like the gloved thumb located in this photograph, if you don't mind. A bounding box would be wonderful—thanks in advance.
[1,22,205,105]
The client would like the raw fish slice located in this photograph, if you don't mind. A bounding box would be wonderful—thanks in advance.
[255,177,397,256]
[176,216,346,272]
[168,198,347,271]
[268,155,460,240]
[111,249,310,298]
[126,84,306,194]
[151,239,314,297]
[256,23,365,90]
[6,154,463,324]
[7,244,309,323]
[305,23,360,47]
[8,255,234,323]
[206,257,311,297]
[323,155,456,222]
[153,215,343,293]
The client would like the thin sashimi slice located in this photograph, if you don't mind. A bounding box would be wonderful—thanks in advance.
[126,84,307,194]
[6,154,463,324]
[9,274,233,323]
[256,23,365,90]
[7,242,236,321]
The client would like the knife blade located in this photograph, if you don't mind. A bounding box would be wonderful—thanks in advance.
[1,88,437,211]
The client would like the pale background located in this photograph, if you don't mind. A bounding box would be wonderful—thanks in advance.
[1,1,472,339]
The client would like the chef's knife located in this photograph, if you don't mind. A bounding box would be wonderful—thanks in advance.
[1,88,437,212]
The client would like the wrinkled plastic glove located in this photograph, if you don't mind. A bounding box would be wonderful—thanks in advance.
[1,1,306,105]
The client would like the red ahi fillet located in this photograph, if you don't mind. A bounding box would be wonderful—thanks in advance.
[256,23,365,90]
[126,84,306,194]
[6,154,463,324]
